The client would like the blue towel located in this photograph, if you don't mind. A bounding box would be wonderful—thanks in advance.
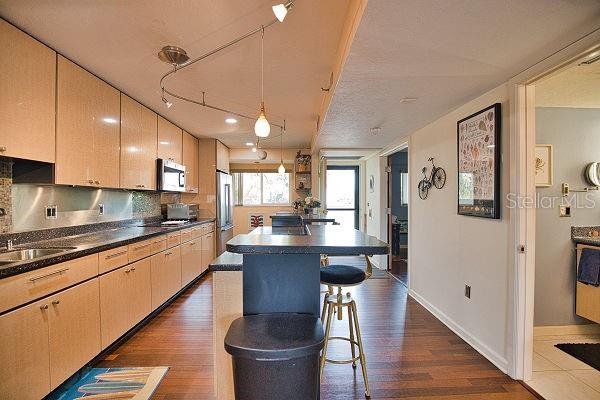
[578,247,600,286]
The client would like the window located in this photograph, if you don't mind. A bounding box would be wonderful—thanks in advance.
[233,172,290,205]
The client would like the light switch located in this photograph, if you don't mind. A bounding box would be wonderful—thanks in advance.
[559,205,571,217]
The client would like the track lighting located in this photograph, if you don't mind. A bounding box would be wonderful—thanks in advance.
[278,122,285,174]
[272,1,293,22]
[255,103,270,137]
[255,28,270,137]
[162,97,173,108]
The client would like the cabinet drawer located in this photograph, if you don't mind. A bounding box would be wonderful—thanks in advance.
[205,223,215,233]
[191,226,203,240]
[0,254,99,314]
[98,245,129,274]
[150,235,167,254]
[128,239,153,263]
[167,231,181,248]
[180,228,193,243]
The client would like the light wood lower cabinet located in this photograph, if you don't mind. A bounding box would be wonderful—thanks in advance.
[99,258,152,349]
[181,238,202,287]
[201,232,215,273]
[48,278,101,389]
[151,246,182,310]
[0,297,51,400]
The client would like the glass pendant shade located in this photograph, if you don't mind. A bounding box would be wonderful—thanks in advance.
[254,105,270,137]
[278,162,285,174]
[272,4,288,22]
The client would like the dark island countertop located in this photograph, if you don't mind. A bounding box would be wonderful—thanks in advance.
[571,226,600,246]
[209,251,243,271]
[226,225,389,255]
[0,218,215,279]
[572,236,600,246]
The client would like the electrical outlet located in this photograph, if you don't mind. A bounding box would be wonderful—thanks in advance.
[464,285,471,299]
[559,205,571,217]
[98,203,105,215]
[45,205,57,219]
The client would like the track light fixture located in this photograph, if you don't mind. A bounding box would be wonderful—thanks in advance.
[161,88,173,108]
[278,121,286,174]
[255,27,270,137]
[272,1,294,22]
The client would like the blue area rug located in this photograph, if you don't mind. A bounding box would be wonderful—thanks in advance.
[52,367,169,399]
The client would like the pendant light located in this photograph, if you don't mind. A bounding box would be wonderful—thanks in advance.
[278,122,286,174]
[255,27,270,137]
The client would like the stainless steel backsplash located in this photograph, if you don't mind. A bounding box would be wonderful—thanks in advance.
[12,184,134,232]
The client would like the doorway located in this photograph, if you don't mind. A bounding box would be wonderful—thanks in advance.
[326,166,359,229]
[387,148,409,286]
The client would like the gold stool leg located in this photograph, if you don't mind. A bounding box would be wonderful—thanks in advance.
[321,292,329,323]
[348,304,357,368]
[337,287,343,320]
[319,302,334,380]
[351,301,371,398]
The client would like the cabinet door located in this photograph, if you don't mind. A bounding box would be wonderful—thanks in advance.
[120,94,158,190]
[151,246,182,310]
[182,130,199,193]
[99,265,132,349]
[56,56,120,187]
[201,232,215,273]
[158,116,182,163]
[0,20,56,163]
[216,140,230,173]
[48,278,101,389]
[0,298,51,400]
[128,258,152,326]
[181,239,202,287]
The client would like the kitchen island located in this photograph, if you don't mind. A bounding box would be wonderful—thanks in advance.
[214,225,388,399]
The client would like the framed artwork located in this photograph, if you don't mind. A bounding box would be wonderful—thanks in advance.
[535,144,553,187]
[248,214,264,230]
[457,103,501,219]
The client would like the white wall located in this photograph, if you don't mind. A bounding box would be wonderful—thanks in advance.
[365,155,388,268]
[405,84,511,372]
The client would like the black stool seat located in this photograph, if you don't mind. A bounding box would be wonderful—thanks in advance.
[320,264,366,285]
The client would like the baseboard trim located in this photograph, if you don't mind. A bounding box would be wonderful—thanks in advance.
[533,324,600,337]
[408,288,508,373]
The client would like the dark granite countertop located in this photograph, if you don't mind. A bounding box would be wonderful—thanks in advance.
[208,251,243,272]
[572,236,600,246]
[0,218,215,279]
[226,225,389,255]
[571,226,600,246]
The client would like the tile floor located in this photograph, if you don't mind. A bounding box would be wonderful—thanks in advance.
[527,330,600,399]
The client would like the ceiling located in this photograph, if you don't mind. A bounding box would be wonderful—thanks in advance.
[536,54,600,108]
[0,0,349,149]
[316,0,600,150]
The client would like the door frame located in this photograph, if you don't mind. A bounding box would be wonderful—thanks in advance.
[326,165,360,229]
[509,34,600,380]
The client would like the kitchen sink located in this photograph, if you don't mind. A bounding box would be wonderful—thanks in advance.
[0,247,76,263]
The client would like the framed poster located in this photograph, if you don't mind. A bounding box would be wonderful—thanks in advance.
[457,103,501,219]
[248,214,264,230]
[535,144,553,187]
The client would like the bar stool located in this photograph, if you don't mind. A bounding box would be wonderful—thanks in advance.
[319,255,372,398]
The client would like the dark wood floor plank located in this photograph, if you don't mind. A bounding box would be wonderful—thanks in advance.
[96,270,535,400]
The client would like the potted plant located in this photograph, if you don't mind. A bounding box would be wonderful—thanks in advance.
[302,196,321,214]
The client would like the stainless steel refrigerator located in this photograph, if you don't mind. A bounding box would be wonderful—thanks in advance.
[216,171,234,255]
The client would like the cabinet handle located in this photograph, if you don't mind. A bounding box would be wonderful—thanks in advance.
[125,269,131,273]
[94,180,100,185]
[88,179,94,184]
[130,267,136,271]
[133,243,151,250]
[0,146,6,152]
[165,252,173,256]
[52,300,60,305]
[106,250,127,259]
[189,242,196,246]
[29,268,70,282]
[40,304,48,310]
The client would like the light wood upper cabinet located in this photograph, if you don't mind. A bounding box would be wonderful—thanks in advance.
[48,278,101,389]
[158,116,182,164]
[56,56,120,187]
[216,140,230,173]
[120,94,158,190]
[0,297,51,400]
[183,130,199,193]
[0,20,56,163]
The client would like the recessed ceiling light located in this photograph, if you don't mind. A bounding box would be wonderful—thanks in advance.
[399,97,418,103]
[246,142,254,146]
[225,118,238,124]
[370,127,381,136]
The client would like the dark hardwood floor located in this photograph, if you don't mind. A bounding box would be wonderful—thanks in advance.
[97,272,536,400]
[391,259,408,286]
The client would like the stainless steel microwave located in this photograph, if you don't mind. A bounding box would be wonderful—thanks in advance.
[157,159,186,192]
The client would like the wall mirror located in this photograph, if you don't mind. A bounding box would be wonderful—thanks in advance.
[585,162,600,187]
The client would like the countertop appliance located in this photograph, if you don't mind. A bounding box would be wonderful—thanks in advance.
[216,171,234,255]
[157,159,186,192]
[167,203,199,220]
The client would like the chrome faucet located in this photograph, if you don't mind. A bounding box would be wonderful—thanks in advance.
[6,239,14,251]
